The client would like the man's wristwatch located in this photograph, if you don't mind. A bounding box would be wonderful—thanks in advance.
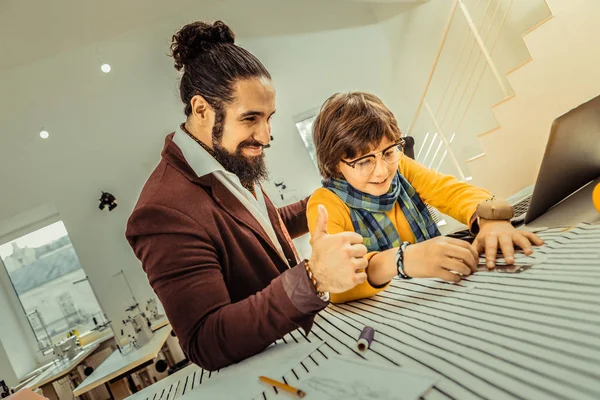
[470,196,515,235]
[304,260,330,302]
[396,241,412,280]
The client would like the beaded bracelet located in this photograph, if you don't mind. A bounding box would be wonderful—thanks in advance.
[304,259,324,295]
[396,241,412,280]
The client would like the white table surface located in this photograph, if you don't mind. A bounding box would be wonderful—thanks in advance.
[125,182,600,400]
[73,326,171,397]
[150,317,170,332]
[18,332,114,391]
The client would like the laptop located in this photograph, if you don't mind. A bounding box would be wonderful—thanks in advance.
[508,93,600,224]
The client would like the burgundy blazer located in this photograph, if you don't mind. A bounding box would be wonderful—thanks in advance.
[126,134,324,371]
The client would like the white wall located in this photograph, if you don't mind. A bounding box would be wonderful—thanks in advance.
[0,0,392,378]
[0,341,18,388]
[0,276,37,382]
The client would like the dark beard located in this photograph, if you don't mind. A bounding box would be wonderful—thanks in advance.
[211,121,269,189]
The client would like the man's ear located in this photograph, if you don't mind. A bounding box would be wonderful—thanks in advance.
[190,95,211,120]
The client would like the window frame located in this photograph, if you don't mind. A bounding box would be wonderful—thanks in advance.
[0,210,104,356]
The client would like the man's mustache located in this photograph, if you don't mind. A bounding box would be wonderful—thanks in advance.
[238,139,270,150]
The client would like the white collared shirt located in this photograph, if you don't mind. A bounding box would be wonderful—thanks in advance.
[172,126,288,262]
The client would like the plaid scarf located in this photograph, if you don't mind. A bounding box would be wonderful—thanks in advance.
[323,172,440,252]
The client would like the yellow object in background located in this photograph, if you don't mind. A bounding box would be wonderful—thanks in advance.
[593,183,600,212]
[78,329,112,347]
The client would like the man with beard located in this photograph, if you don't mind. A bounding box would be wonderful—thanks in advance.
[126,20,368,371]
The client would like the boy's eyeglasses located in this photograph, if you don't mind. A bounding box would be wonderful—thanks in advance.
[340,140,405,176]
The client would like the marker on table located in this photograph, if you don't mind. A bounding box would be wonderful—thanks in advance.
[357,326,375,351]
[259,376,306,398]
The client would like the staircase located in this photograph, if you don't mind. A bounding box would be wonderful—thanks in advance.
[467,0,600,198]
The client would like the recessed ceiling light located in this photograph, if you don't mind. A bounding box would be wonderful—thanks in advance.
[40,130,49,139]
[101,64,111,73]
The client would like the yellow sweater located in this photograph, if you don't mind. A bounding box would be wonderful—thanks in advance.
[307,154,491,303]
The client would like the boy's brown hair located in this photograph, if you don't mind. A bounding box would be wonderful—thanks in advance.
[312,92,402,179]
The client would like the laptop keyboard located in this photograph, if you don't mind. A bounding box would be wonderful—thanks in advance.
[513,195,532,218]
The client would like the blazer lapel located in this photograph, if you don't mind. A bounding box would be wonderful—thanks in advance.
[200,175,285,262]
[161,134,287,264]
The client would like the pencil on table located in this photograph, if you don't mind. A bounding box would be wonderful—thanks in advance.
[259,376,306,398]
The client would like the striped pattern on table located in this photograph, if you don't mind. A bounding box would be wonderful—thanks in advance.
[127,223,600,400]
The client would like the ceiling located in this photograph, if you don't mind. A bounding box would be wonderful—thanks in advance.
[342,0,425,2]
[0,0,223,71]
[0,0,425,71]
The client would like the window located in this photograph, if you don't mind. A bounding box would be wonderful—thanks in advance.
[0,221,104,350]
[295,115,318,170]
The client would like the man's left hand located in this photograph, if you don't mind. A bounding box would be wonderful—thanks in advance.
[472,219,544,269]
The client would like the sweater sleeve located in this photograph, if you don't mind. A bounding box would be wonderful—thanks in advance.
[126,204,326,371]
[399,154,492,227]
[307,188,390,303]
